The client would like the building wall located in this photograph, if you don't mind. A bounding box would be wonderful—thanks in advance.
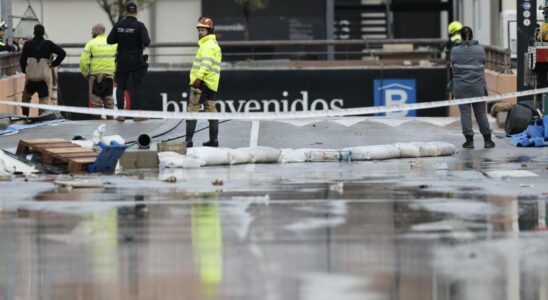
[460,0,492,44]
[11,0,201,64]
[502,0,516,11]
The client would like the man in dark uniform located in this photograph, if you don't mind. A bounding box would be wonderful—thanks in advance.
[107,2,150,121]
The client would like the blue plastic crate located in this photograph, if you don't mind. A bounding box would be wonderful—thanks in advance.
[87,141,128,174]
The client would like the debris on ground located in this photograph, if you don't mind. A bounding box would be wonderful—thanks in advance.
[0,150,37,175]
[54,179,105,189]
[163,176,177,183]
[212,179,224,186]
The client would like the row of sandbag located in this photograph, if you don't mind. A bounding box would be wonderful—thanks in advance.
[158,141,456,169]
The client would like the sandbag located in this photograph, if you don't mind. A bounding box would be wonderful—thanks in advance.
[346,145,400,161]
[395,143,421,158]
[251,147,281,163]
[417,142,441,157]
[158,151,204,168]
[229,148,253,165]
[306,149,341,162]
[279,149,307,163]
[429,142,456,156]
[186,147,231,166]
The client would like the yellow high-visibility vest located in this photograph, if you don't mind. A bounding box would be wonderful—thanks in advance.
[80,34,117,76]
[190,34,222,92]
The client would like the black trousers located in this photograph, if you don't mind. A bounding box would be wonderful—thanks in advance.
[115,68,145,110]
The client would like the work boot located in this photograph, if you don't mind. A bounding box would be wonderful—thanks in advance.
[462,135,474,149]
[203,120,219,147]
[203,140,219,147]
[185,120,197,148]
[116,116,125,122]
[484,134,496,148]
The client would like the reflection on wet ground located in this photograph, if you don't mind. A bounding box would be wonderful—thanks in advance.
[1,152,548,300]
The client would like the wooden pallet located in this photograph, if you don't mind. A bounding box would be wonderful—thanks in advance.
[17,138,99,173]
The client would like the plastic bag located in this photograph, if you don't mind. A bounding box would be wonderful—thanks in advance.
[91,124,106,145]
[0,150,37,175]
[103,135,125,145]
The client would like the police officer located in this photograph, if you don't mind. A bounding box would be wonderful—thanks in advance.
[0,19,19,52]
[107,2,150,121]
[186,17,222,148]
[80,24,118,116]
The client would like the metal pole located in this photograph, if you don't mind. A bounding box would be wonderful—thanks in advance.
[517,0,537,102]
[40,0,43,23]
[149,1,156,64]
[385,0,392,39]
[325,0,335,60]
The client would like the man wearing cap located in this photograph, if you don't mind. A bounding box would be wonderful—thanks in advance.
[0,18,20,52]
[185,17,222,148]
[107,2,150,121]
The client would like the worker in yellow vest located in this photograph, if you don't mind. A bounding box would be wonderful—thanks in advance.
[0,19,20,52]
[186,17,222,148]
[80,24,118,115]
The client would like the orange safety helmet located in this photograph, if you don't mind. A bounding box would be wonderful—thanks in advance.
[197,17,215,29]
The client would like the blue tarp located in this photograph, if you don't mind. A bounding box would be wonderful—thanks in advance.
[510,116,548,147]
[0,120,65,136]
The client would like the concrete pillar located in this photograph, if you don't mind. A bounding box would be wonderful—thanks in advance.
[1,0,13,44]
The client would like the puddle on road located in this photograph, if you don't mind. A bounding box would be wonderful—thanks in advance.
[1,172,548,300]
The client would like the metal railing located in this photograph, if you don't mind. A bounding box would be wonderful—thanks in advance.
[2,40,513,74]
[484,45,513,74]
[0,52,21,76]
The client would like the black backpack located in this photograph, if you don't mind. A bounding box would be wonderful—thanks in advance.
[505,102,542,135]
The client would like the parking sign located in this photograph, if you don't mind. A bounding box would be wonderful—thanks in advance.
[374,79,417,117]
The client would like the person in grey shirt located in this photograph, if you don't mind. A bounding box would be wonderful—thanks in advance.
[450,26,495,149]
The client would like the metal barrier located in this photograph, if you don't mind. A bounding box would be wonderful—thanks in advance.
[484,45,513,74]
[59,39,448,62]
[0,52,21,76]
[3,40,513,74]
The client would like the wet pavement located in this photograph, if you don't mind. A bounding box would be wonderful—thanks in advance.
[0,118,547,300]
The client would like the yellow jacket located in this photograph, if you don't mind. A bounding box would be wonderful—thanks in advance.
[80,34,117,76]
[190,34,222,92]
